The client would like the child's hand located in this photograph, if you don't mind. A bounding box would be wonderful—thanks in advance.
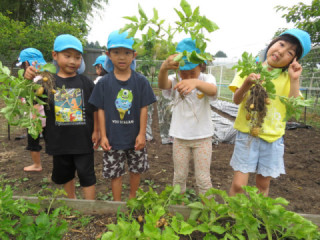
[135,134,146,151]
[244,73,260,87]
[92,131,100,150]
[24,66,38,80]
[288,58,302,82]
[174,78,198,95]
[162,54,180,70]
[100,136,112,151]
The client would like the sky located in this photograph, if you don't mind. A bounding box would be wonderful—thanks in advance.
[87,0,311,60]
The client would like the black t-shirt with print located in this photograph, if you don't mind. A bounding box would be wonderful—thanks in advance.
[44,74,96,155]
[89,71,156,150]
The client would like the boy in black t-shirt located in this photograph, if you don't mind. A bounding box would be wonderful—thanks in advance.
[89,30,156,201]
[25,34,99,200]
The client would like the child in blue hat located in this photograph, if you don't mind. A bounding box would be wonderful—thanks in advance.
[89,30,156,201]
[158,38,217,196]
[25,34,99,200]
[92,55,108,84]
[17,48,46,172]
[228,28,312,196]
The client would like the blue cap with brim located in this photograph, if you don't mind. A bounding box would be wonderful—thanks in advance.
[93,55,107,66]
[16,48,46,68]
[107,30,134,50]
[105,30,135,72]
[53,34,85,74]
[280,28,312,59]
[176,38,201,71]
[54,34,83,53]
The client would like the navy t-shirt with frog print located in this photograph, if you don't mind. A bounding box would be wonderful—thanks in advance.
[89,71,156,150]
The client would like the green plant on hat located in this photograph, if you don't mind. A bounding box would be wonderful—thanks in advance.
[0,62,56,139]
[120,0,218,71]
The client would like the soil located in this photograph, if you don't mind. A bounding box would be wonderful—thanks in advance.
[1,101,320,239]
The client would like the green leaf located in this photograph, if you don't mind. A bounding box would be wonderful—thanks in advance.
[123,16,139,22]
[138,4,148,20]
[40,63,56,74]
[180,0,192,17]
[199,16,219,32]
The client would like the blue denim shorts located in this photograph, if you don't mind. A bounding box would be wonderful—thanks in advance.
[230,131,285,178]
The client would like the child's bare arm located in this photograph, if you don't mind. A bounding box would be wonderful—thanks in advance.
[233,73,259,105]
[98,109,111,151]
[92,111,100,149]
[135,106,148,151]
[158,54,179,89]
[174,78,217,96]
[288,58,302,98]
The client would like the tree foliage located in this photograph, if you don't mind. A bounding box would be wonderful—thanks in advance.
[0,0,108,62]
[0,13,85,61]
[0,0,108,31]
[275,0,320,45]
[214,51,227,58]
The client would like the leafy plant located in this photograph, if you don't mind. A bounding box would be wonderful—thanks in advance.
[232,52,313,134]
[121,0,218,79]
[0,185,69,240]
[101,185,320,239]
[0,61,56,139]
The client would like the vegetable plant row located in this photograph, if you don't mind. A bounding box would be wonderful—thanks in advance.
[102,185,320,239]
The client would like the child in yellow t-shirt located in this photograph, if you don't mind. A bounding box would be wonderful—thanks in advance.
[228,29,312,196]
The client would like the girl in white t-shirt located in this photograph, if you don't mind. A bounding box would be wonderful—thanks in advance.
[158,38,217,195]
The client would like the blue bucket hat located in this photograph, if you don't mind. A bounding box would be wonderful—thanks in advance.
[107,30,134,50]
[53,34,85,74]
[16,48,46,68]
[105,30,136,72]
[54,34,83,53]
[258,28,312,62]
[176,38,200,71]
[93,55,107,66]
[280,28,312,59]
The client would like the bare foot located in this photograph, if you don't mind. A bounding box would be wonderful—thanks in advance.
[24,164,42,172]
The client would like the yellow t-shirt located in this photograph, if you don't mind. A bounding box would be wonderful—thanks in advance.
[229,72,292,143]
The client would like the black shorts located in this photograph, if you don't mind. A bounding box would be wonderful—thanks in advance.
[26,128,45,152]
[52,153,96,187]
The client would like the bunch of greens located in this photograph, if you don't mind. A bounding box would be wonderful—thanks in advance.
[233,52,313,123]
[0,61,56,139]
[121,0,219,74]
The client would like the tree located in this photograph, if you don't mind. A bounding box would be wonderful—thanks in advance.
[0,0,108,32]
[214,51,227,58]
[275,0,320,44]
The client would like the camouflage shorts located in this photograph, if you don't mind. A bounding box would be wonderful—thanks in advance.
[102,148,149,179]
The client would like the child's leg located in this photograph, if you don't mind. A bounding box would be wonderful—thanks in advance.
[24,151,42,171]
[24,133,42,172]
[111,176,123,201]
[103,150,128,201]
[173,138,191,194]
[129,172,141,199]
[75,153,96,200]
[127,148,149,199]
[83,185,96,200]
[229,171,249,196]
[192,137,213,195]
[64,179,76,199]
[256,174,271,196]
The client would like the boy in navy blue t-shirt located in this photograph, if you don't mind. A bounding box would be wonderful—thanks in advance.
[89,30,156,201]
